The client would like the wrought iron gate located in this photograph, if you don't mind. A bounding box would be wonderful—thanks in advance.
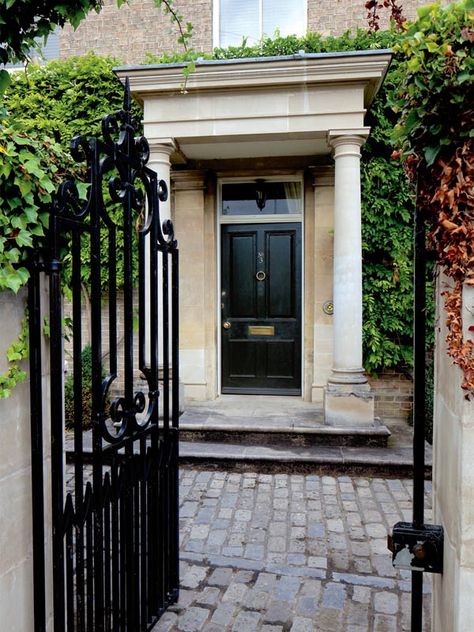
[28,81,180,631]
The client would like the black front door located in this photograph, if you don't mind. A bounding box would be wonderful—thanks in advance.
[221,223,302,394]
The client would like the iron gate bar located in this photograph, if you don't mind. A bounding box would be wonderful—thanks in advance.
[49,205,66,631]
[28,255,46,632]
[29,79,180,631]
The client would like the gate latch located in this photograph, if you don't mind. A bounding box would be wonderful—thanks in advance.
[388,522,444,574]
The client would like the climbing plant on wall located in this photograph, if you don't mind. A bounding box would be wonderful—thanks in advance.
[389,0,474,392]
[0,54,139,396]
[0,112,69,395]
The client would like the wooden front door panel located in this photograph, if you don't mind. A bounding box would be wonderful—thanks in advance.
[221,223,302,394]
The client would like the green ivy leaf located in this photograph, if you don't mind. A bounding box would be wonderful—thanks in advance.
[0,70,11,93]
[457,70,471,83]
[424,145,441,166]
[18,179,32,197]
[15,229,34,247]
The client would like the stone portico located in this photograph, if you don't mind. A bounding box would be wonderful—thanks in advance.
[116,50,392,428]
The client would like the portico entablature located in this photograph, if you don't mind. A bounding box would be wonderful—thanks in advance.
[115,50,391,163]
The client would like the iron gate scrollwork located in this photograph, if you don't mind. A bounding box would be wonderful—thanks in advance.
[29,80,180,631]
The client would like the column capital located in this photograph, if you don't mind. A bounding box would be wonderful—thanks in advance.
[148,137,177,158]
[327,129,371,154]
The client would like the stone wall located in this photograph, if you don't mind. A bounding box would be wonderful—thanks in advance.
[0,286,52,630]
[59,0,447,66]
[432,278,474,631]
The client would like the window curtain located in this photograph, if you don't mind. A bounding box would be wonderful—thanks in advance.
[283,181,302,214]
[220,0,259,47]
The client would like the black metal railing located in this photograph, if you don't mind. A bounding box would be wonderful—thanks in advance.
[29,80,180,631]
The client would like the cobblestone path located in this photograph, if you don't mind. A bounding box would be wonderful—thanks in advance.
[152,468,432,632]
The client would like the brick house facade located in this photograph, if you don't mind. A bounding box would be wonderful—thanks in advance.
[60,0,428,65]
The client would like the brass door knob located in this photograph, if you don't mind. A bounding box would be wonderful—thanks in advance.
[223,321,231,330]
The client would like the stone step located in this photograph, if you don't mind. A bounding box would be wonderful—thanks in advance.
[179,421,391,448]
[179,440,432,478]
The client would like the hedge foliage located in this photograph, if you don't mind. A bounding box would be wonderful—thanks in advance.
[4,53,145,295]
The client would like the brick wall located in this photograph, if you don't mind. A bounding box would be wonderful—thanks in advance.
[60,0,445,65]
[368,370,413,420]
[60,0,213,64]
[308,0,424,35]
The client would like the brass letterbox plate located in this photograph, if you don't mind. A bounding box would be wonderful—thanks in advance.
[248,325,275,336]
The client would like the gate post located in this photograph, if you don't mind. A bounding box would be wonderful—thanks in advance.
[0,281,53,631]
[432,275,474,631]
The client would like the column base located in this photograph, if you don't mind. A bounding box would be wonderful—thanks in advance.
[324,381,375,427]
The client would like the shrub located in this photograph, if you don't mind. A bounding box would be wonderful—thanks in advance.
[64,345,94,429]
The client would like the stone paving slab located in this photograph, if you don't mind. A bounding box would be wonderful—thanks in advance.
[152,468,433,632]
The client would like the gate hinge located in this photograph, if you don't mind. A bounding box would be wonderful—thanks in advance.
[388,521,444,574]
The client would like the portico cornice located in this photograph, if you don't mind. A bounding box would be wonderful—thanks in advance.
[115,51,392,108]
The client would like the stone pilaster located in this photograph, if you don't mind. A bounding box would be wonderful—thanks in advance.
[324,130,375,427]
[171,170,215,401]
[310,165,335,404]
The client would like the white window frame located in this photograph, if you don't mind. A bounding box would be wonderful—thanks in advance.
[213,0,308,49]
[218,175,304,224]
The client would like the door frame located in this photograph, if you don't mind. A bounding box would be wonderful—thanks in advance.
[216,175,305,396]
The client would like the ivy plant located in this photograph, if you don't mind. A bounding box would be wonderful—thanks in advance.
[4,53,144,297]
[389,0,474,392]
[0,114,68,293]
[0,111,70,397]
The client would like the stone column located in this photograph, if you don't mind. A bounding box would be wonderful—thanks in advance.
[145,140,182,408]
[324,130,375,427]
[148,138,176,222]
[143,140,175,362]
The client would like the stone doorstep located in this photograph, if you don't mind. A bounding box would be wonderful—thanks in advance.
[179,440,432,478]
[64,438,432,477]
[179,422,391,448]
